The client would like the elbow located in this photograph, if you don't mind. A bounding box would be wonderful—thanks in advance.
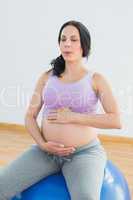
[24,114,30,128]
[24,113,36,127]
[114,115,123,129]
[108,113,123,129]
[115,122,122,129]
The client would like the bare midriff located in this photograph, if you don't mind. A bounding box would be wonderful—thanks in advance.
[41,117,98,148]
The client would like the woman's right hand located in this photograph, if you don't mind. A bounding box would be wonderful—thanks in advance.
[43,141,76,156]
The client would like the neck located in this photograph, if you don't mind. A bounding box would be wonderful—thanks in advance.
[64,60,86,76]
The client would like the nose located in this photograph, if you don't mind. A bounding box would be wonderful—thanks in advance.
[64,39,71,47]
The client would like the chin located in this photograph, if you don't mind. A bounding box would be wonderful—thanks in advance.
[64,58,75,62]
[63,56,77,62]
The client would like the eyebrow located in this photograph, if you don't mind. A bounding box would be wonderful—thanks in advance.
[61,34,78,38]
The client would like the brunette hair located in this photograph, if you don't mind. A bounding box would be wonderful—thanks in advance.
[48,20,91,77]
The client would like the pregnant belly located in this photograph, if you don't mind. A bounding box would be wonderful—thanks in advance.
[41,118,98,148]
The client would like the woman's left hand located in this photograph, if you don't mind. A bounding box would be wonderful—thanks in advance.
[47,107,77,124]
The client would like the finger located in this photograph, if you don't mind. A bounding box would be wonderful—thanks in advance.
[48,120,65,124]
[55,146,75,151]
[49,110,57,114]
[54,147,75,155]
[58,150,75,156]
[48,141,65,147]
[47,112,57,117]
[56,148,75,155]
[48,112,57,116]
[49,141,75,150]
[64,147,76,151]
[58,150,74,155]
[48,120,62,124]
[47,114,57,120]
[48,117,57,120]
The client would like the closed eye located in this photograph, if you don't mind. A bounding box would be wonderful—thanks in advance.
[61,39,78,42]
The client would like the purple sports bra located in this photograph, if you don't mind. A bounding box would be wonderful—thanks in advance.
[42,70,99,118]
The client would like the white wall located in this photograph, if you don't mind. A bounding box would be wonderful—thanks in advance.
[0,0,133,137]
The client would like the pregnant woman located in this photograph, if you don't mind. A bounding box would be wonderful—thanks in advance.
[0,20,122,200]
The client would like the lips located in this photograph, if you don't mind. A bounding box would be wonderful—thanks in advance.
[63,51,73,54]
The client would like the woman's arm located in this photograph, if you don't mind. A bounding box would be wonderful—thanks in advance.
[25,70,78,155]
[25,71,49,149]
[72,72,122,129]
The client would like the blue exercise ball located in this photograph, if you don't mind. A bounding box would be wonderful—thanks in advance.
[12,160,131,200]
[101,160,131,200]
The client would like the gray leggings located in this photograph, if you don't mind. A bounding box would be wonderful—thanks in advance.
[0,138,107,200]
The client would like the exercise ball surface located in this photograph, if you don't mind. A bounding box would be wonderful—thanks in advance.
[12,160,131,200]
[13,173,70,200]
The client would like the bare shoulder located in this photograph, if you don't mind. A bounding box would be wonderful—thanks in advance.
[91,72,111,94]
[36,68,53,86]
[92,72,107,83]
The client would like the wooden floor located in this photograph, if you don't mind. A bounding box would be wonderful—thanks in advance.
[0,129,133,198]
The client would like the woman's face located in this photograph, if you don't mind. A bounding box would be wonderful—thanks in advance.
[59,25,83,62]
